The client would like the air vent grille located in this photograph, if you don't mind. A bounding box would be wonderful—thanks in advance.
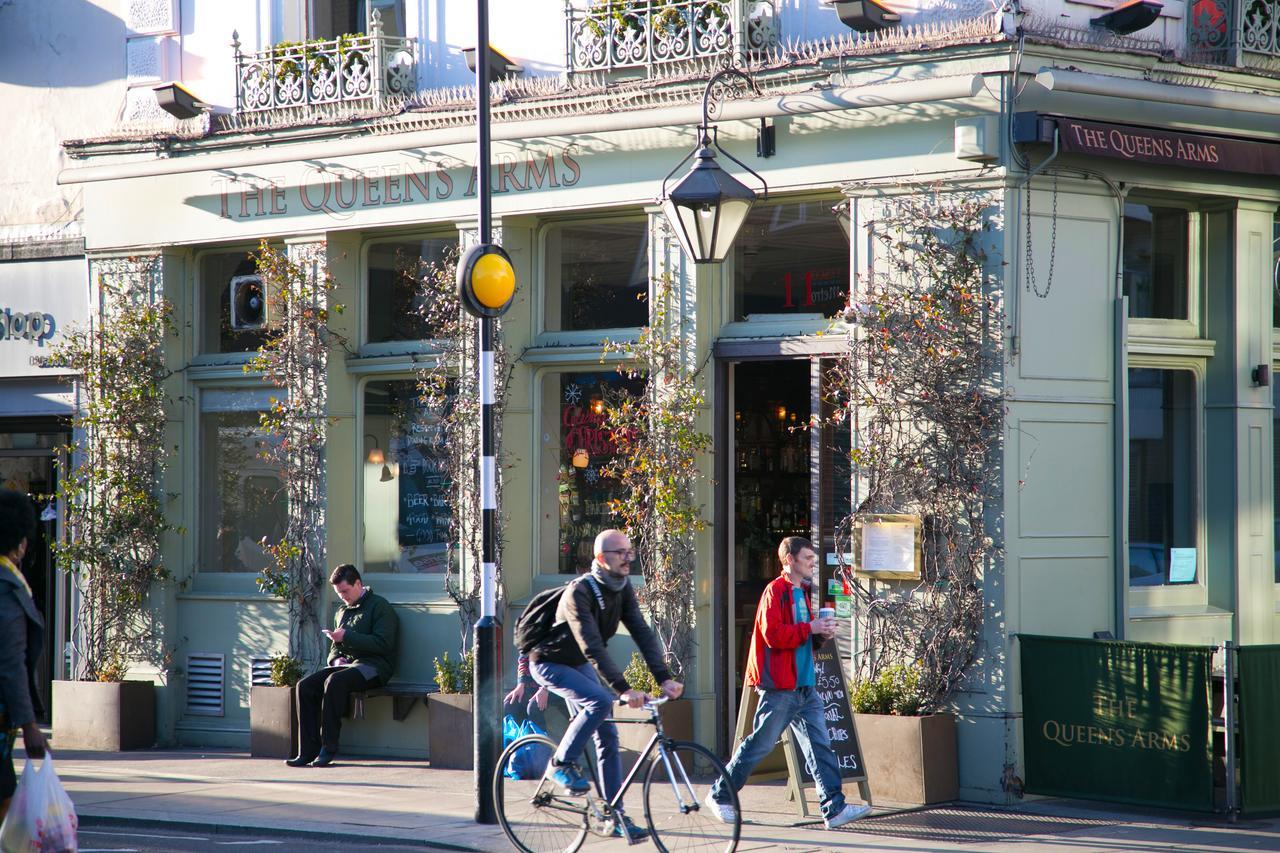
[186,653,225,717]
[250,656,274,687]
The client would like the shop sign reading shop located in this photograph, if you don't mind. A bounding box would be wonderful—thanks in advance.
[214,149,583,221]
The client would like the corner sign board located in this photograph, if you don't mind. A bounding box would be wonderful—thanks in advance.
[854,513,923,580]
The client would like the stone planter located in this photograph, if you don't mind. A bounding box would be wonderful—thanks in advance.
[52,680,155,751]
[428,693,473,769]
[855,712,958,805]
[615,700,693,766]
[250,685,297,759]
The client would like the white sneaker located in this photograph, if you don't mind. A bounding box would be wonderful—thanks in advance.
[702,790,737,824]
[824,803,872,829]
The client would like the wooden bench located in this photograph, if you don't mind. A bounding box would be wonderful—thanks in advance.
[349,681,438,722]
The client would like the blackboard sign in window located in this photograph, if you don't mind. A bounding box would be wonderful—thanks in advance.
[363,379,451,573]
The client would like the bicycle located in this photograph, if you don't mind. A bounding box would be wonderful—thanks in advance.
[494,696,742,852]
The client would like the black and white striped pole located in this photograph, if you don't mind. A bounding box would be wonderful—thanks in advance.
[461,0,515,824]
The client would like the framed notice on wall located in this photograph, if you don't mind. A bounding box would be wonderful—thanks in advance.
[854,514,922,580]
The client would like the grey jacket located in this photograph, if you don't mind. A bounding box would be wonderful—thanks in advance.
[0,567,44,727]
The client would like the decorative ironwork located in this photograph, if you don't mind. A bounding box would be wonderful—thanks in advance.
[565,0,779,75]
[233,9,416,113]
[1188,0,1280,63]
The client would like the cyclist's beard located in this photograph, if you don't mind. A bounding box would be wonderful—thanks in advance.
[590,564,628,592]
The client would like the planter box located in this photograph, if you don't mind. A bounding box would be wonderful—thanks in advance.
[615,700,693,766]
[855,712,957,805]
[428,693,473,769]
[250,685,297,759]
[52,680,155,751]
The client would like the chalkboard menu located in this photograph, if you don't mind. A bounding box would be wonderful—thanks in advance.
[395,420,450,549]
[801,642,866,783]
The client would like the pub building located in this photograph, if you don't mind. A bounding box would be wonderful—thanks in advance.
[55,0,1280,803]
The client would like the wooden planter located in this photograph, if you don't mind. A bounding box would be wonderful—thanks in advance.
[855,712,958,805]
[615,700,693,766]
[250,685,297,759]
[52,680,155,751]
[428,692,473,769]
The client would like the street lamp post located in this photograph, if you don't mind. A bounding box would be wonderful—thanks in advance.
[660,68,768,263]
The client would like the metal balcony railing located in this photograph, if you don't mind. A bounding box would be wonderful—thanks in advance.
[564,0,779,75]
[1188,0,1280,65]
[233,9,416,113]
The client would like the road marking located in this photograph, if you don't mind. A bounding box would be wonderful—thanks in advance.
[80,849,139,852]
[214,843,283,847]
[81,830,209,841]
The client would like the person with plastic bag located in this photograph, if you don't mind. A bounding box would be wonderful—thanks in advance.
[0,751,77,852]
[501,715,553,781]
[0,489,48,822]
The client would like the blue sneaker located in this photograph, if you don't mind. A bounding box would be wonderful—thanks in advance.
[545,761,591,795]
[611,815,648,840]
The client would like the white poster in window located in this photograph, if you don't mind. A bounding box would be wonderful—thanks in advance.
[860,520,917,577]
[1168,548,1196,584]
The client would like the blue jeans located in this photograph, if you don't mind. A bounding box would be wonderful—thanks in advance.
[711,686,848,820]
[530,660,623,803]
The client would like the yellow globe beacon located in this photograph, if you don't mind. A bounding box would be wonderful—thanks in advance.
[456,242,516,318]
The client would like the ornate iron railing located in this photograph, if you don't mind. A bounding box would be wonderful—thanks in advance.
[1188,0,1280,64]
[564,0,779,75]
[234,10,416,113]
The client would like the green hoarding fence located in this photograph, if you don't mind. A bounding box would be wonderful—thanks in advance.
[1238,644,1280,815]
[1019,635,1214,812]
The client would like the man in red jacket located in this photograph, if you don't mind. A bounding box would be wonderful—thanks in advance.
[703,536,870,829]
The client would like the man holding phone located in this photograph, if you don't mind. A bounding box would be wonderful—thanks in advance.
[703,536,870,829]
[287,564,398,768]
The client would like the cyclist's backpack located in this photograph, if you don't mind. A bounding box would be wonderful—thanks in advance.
[513,575,605,654]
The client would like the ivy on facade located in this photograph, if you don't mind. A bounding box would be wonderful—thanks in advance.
[247,241,340,670]
[829,187,1004,711]
[602,274,711,680]
[50,257,174,682]
[413,247,512,649]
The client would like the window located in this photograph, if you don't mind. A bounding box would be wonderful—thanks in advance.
[366,237,456,345]
[363,380,451,573]
[1128,368,1198,586]
[732,199,848,321]
[273,0,405,41]
[201,393,286,573]
[1272,213,1279,328]
[548,371,644,574]
[1123,203,1190,321]
[544,218,648,331]
[1275,386,1280,584]
[200,250,268,354]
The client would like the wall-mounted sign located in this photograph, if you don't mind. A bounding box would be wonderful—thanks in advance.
[0,257,86,379]
[854,513,922,580]
[1016,113,1280,175]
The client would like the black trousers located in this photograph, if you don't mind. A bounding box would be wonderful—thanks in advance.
[295,666,380,757]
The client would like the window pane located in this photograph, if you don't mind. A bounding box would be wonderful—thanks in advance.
[202,411,285,573]
[363,380,451,573]
[367,238,456,343]
[555,371,643,574]
[1271,214,1279,329]
[547,220,648,331]
[1128,368,1197,586]
[1275,385,1280,583]
[733,200,847,320]
[369,0,404,36]
[1123,204,1188,320]
[201,251,268,354]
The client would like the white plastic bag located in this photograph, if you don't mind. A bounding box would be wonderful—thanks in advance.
[0,751,78,853]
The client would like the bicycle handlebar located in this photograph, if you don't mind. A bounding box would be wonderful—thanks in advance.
[616,694,671,709]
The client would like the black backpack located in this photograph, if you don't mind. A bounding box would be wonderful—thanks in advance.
[513,575,605,655]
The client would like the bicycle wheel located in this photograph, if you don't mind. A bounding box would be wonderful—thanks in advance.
[494,734,588,853]
[643,740,741,853]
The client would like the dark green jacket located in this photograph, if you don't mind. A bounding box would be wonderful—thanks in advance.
[327,589,398,684]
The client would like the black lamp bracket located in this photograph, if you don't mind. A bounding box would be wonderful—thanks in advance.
[659,68,770,202]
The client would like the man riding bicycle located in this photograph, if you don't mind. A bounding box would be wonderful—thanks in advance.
[526,528,683,840]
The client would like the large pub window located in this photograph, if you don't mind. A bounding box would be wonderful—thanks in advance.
[732,198,848,321]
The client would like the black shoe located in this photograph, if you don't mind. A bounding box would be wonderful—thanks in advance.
[284,754,316,768]
[310,748,338,767]
[611,815,648,841]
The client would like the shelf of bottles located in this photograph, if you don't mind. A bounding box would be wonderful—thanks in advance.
[734,404,811,586]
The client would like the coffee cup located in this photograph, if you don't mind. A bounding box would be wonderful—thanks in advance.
[818,607,835,621]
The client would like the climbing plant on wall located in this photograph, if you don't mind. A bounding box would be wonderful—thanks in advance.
[828,186,1004,711]
[247,241,341,670]
[50,257,174,682]
[602,274,711,680]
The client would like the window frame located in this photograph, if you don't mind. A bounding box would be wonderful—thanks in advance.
[359,229,459,357]
[192,244,278,364]
[535,210,652,342]
[1125,356,1208,609]
[1123,195,1203,339]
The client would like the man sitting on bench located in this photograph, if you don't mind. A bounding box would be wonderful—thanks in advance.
[287,564,399,768]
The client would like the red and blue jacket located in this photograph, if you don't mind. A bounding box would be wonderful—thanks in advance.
[744,574,825,691]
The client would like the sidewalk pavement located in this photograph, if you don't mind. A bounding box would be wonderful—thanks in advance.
[20,745,1278,852]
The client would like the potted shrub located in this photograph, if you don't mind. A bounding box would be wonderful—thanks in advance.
[615,652,692,762]
[251,654,302,759]
[851,664,957,805]
[49,269,172,752]
[427,649,473,769]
